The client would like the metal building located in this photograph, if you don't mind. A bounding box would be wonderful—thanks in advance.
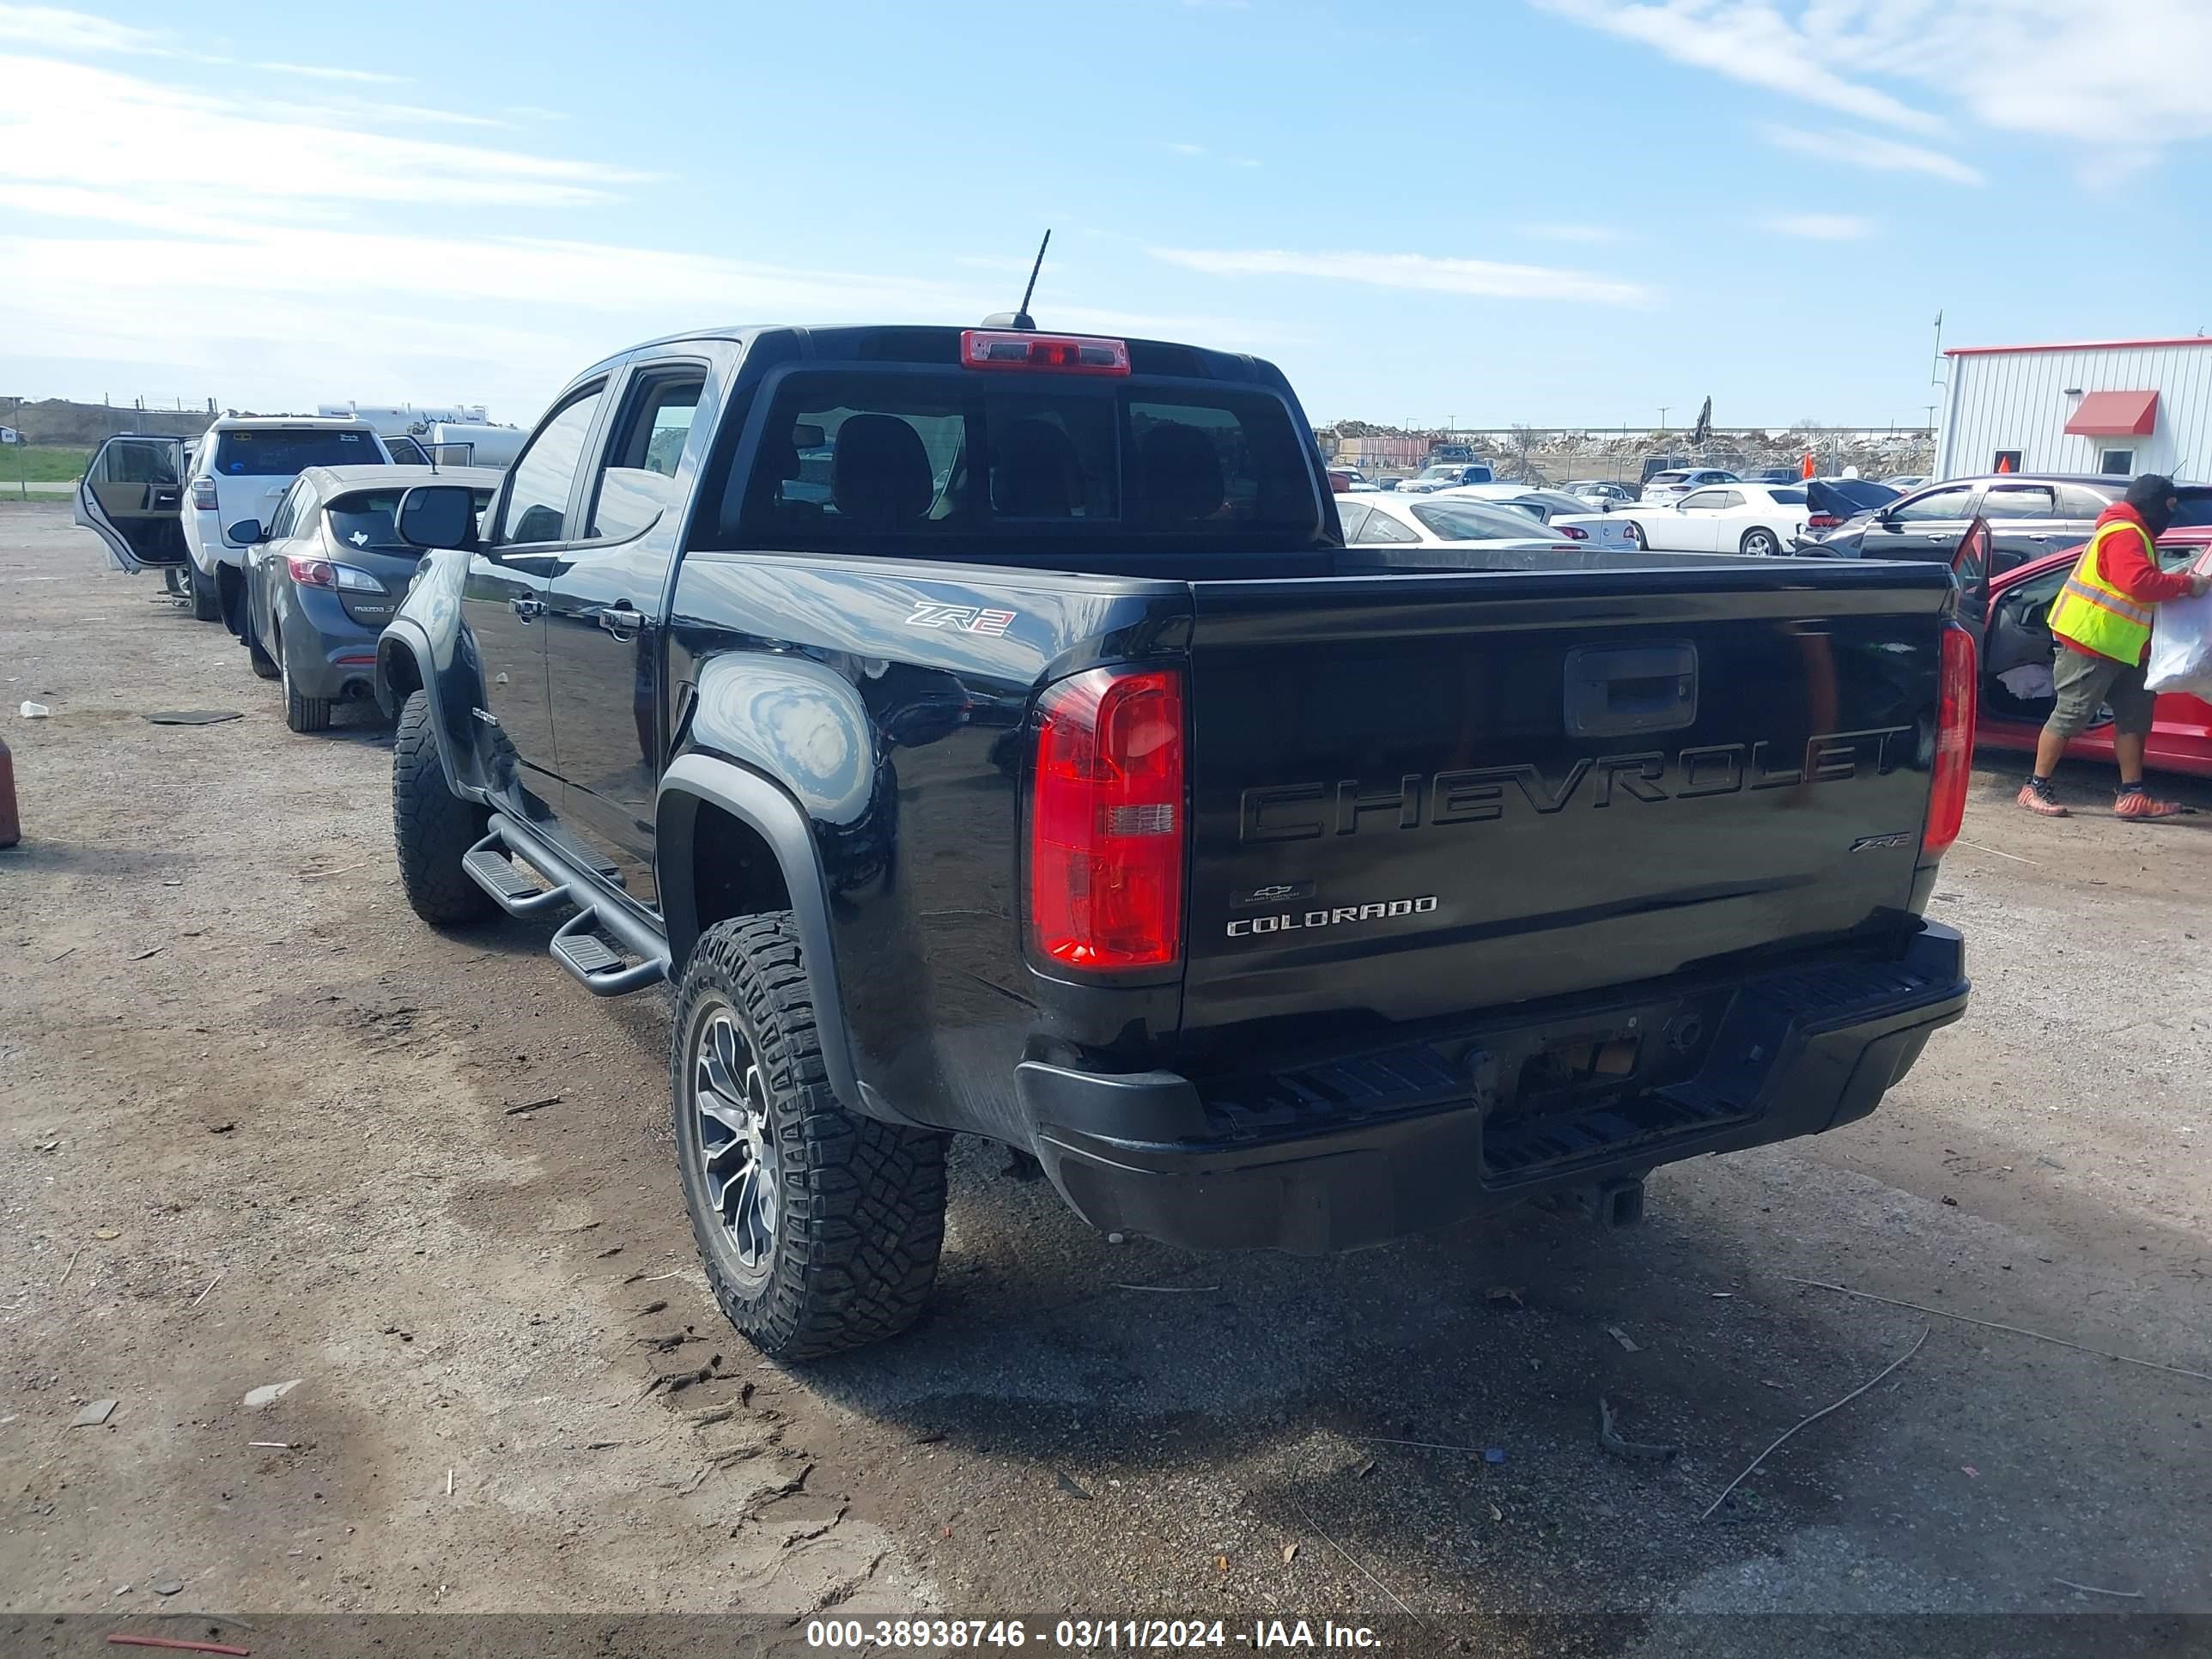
[1934,337,2212,483]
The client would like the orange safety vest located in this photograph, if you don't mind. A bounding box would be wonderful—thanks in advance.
[2048,520,2158,663]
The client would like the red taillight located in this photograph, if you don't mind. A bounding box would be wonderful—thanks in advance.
[1807,513,1840,530]
[961,330,1130,376]
[190,478,217,512]
[1923,624,1977,860]
[1030,667,1185,971]
[287,555,335,588]
[1554,524,1589,539]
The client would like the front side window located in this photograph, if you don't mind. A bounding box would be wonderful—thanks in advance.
[500,387,605,544]
[95,440,180,485]
[589,372,706,539]
[1893,485,1972,522]
[731,371,1317,553]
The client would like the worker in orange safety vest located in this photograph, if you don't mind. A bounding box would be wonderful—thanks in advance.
[2018,474,2211,819]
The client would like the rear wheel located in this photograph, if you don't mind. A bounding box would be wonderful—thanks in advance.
[392,689,494,925]
[1740,526,1780,556]
[673,914,947,1360]
[279,635,331,733]
[188,557,221,623]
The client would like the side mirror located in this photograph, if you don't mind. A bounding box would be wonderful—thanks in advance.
[397,483,478,550]
[227,519,264,545]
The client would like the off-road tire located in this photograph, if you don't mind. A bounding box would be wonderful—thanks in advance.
[392,689,495,925]
[280,637,331,733]
[188,558,221,623]
[673,914,947,1360]
[246,629,279,680]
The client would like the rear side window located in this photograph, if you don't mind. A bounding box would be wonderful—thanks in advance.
[1980,484,2057,519]
[1411,501,1540,540]
[590,372,705,539]
[213,429,382,475]
[1766,488,1807,505]
[731,370,1320,553]
[328,487,494,550]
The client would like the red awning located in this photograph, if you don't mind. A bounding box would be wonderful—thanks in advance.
[2065,390,2159,436]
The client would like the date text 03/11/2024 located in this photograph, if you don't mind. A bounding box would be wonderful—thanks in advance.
[802,1618,1384,1649]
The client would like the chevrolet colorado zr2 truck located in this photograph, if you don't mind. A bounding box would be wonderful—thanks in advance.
[373,322,1973,1359]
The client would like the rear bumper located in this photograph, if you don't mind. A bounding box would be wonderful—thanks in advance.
[281,587,383,700]
[1019,921,1968,1255]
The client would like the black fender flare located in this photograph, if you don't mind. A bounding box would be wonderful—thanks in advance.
[376,623,467,799]
[656,753,866,1113]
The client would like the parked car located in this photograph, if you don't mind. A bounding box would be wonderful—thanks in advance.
[1881,474,1929,492]
[1397,460,1496,493]
[1791,477,1901,551]
[1957,514,2212,777]
[1562,479,1637,506]
[1338,490,1581,559]
[183,417,392,629]
[1325,466,1378,495]
[1619,482,1811,555]
[1802,473,2168,573]
[1638,467,1741,507]
[239,464,501,732]
[1433,483,1639,550]
[1739,467,1801,485]
[372,319,1969,1360]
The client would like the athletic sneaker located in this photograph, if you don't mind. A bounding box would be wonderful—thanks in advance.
[2015,781,2068,817]
[2113,788,2187,820]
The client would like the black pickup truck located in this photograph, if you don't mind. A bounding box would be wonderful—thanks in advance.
[374,322,1974,1358]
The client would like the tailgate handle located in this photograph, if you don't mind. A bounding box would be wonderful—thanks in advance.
[1564,642,1698,739]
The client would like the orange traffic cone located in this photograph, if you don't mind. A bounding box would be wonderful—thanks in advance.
[1800,453,1816,479]
[1996,454,2012,473]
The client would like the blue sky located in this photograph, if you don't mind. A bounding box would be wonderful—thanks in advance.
[4,0,2210,432]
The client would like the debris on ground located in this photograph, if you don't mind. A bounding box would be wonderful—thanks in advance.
[149,1577,184,1595]
[1484,1285,1526,1310]
[106,1634,250,1656]
[145,710,242,726]
[1483,1447,1506,1465]
[1054,1471,1093,1500]
[93,1227,121,1240]
[1281,1541,1299,1564]
[71,1398,118,1427]
[19,702,49,718]
[2051,1577,2144,1599]
[1597,1397,1679,1463]
[1607,1325,1640,1352]
[1698,1326,1929,1520]
[502,1094,562,1115]
[242,1379,301,1408]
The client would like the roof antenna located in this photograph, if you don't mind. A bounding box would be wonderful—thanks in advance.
[983,229,1051,331]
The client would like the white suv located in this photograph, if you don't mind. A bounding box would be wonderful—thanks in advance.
[184,417,390,627]
[1638,467,1740,507]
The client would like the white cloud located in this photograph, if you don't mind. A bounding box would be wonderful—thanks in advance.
[1520,222,1626,244]
[0,3,179,55]
[1540,1,2212,167]
[1150,246,1652,307]
[1763,211,1875,240]
[0,55,649,207]
[1533,0,1942,133]
[1165,141,1207,156]
[1759,123,1984,185]
[256,61,408,84]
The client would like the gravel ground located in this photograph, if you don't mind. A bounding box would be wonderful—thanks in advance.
[3,499,2209,1656]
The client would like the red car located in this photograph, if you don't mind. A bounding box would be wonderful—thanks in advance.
[1960,518,2212,779]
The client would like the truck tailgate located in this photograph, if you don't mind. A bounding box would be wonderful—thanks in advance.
[1180,563,1956,1047]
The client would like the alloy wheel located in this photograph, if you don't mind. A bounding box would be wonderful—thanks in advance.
[689,1001,781,1273]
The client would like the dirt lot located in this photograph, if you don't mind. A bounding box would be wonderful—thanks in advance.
[3,498,2209,1655]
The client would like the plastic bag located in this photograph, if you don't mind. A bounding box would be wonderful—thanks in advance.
[2147,548,2212,696]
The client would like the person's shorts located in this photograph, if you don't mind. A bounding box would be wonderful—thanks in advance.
[2048,643,2157,739]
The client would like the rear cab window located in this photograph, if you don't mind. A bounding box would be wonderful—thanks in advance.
[213,428,384,476]
[728,368,1322,556]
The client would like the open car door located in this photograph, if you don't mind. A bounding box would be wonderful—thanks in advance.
[1951,515,1993,657]
[74,435,187,573]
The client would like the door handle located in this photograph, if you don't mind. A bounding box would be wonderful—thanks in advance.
[599,602,641,641]
[511,596,545,621]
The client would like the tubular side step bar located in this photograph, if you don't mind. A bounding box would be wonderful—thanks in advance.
[464,819,669,998]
